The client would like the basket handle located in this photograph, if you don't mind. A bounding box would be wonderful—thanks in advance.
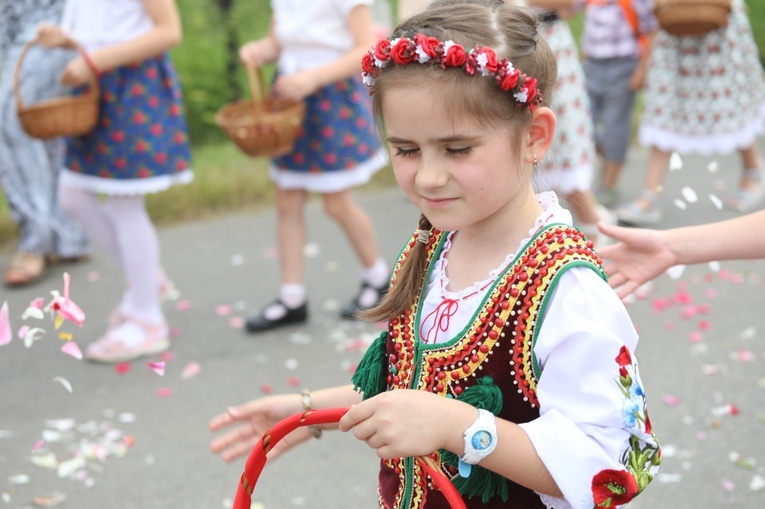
[233,407,467,509]
[245,65,267,113]
[13,35,100,112]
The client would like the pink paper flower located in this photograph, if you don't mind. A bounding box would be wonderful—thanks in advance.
[46,273,85,327]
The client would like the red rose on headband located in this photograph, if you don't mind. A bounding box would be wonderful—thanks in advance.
[361,52,376,74]
[480,47,499,73]
[390,38,414,64]
[413,34,439,59]
[374,39,391,61]
[524,76,538,103]
[443,43,467,67]
[499,68,520,91]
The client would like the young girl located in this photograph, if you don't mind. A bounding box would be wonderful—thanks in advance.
[618,0,765,224]
[0,0,89,287]
[210,3,660,508]
[37,0,192,362]
[239,0,390,332]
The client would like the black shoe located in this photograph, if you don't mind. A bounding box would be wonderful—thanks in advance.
[341,282,388,320]
[246,300,308,333]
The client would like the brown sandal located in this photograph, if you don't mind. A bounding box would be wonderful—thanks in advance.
[4,252,48,287]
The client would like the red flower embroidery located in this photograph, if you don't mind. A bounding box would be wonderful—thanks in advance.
[499,68,520,91]
[390,38,413,64]
[443,43,467,67]
[413,34,439,59]
[592,469,639,508]
[374,39,391,61]
[361,52,376,74]
[615,346,632,366]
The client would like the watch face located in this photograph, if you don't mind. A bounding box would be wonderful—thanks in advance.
[471,430,493,451]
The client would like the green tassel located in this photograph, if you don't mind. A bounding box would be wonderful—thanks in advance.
[458,375,503,415]
[440,376,508,503]
[351,332,388,400]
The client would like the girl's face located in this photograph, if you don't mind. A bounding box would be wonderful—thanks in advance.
[382,86,536,235]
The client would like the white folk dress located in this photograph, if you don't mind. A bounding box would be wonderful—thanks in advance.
[638,0,765,154]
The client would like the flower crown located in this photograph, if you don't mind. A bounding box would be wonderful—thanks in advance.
[361,34,543,111]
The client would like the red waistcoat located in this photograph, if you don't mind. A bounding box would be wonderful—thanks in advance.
[368,223,604,509]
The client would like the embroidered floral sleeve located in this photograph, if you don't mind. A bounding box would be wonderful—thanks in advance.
[518,267,660,509]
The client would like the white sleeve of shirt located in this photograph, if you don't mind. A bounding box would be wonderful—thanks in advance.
[335,0,374,18]
[518,266,658,509]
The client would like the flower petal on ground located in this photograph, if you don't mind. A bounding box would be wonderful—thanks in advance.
[53,377,73,393]
[24,328,47,348]
[147,361,165,376]
[0,301,11,346]
[61,342,83,360]
[180,362,200,380]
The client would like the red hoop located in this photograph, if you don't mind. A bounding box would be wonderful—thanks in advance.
[233,407,467,509]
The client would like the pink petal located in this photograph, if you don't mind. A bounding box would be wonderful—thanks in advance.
[87,271,100,282]
[286,376,301,387]
[261,384,274,394]
[215,305,232,316]
[18,325,30,339]
[689,331,703,343]
[228,317,244,329]
[156,387,172,398]
[159,351,174,362]
[115,362,132,374]
[29,298,45,309]
[61,342,83,360]
[651,298,669,313]
[147,361,165,376]
[662,394,679,406]
[180,361,200,380]
[699,320,711,331]
[175,300,192,311]
[664,322,676,332]
[32,439,44,452]
[0,301,11,346]
[705,289,717,299]
[169,327,181,338]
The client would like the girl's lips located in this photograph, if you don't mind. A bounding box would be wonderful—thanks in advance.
[423,197,456,209]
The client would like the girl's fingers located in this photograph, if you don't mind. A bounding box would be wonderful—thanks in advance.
[221,435,261,463]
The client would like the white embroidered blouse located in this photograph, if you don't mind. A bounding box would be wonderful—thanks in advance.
[419,191,659,509]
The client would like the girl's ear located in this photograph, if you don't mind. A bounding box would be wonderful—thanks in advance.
[523,106,556,166]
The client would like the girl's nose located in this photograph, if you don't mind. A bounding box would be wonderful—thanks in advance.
[415,155,448,189]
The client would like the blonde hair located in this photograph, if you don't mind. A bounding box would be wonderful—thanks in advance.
[360,0,557,323]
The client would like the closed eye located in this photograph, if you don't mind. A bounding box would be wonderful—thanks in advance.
[446,146,472,156]
[394,147,420,158]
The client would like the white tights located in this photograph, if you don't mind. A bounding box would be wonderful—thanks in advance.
[58,186,164,324]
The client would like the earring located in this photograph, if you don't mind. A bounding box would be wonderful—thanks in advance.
[533,153,539,169]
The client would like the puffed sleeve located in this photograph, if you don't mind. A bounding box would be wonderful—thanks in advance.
[518,267,661,509]
[334,0,374,18]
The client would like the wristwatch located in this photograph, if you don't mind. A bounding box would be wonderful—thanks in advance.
[458,409,498,478]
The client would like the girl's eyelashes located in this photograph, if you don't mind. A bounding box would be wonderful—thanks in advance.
[393,146,473,158]
[394,147,419,158]
[446,146,472,156]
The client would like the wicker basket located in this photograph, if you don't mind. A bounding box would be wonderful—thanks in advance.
[654,0,732,36]
[216,66,306,158]
[233,407,467,509]
[14,37,99,140]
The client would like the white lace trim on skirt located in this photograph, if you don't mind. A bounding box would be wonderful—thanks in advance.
[269,148,389,193]
[639,102,765,155]
[60,168,193,195]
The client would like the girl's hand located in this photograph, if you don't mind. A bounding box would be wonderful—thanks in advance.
[37,23,72,48]
[272,70,322,102]
[60,56,94,87]
[339,390,471,459]
[239,40,268,69]
[597,222,676,300]
[209,394,307,463]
